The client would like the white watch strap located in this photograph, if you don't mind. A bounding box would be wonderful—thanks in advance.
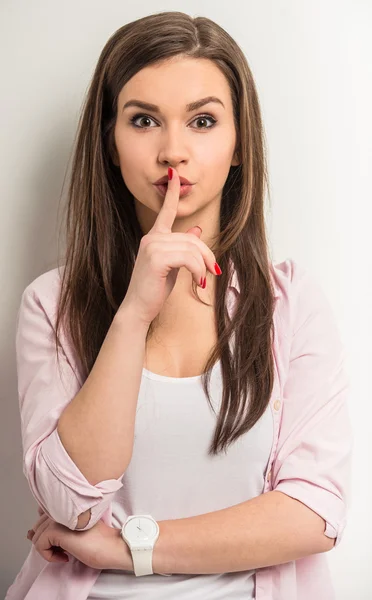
[131,546,172,577]
[122,516,173,577]
[132,546,153,576]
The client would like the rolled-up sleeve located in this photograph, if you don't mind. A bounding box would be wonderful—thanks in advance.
[16,283,125,531]
[272,263,354,549]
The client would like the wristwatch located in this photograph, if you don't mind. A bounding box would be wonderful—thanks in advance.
[121,514,172,577]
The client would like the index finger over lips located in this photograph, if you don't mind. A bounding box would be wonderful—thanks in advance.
[151,167,181,234]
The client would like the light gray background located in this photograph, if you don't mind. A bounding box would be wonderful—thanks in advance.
[1,1,370,598]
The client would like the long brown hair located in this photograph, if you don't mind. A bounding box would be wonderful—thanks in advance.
[54,11,278,456]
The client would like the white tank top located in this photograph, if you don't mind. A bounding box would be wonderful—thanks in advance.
[87,359,273,599]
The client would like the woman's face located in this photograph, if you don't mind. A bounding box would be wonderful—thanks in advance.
[112,56,240,233]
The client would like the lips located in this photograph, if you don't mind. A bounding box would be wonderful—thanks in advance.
[154,175,193,185]
[154,182,194,198]
[157,182,188,187]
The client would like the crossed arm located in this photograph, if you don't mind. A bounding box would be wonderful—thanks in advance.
[109,490,334,574]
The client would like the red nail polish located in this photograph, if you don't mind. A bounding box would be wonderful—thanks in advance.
[214,262,222,275]
[202,276,207,289]
[168,167,173,180]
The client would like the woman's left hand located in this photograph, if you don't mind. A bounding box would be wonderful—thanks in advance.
[26,509,126,570]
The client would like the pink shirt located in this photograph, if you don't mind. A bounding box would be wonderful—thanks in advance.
[6,258,353,600]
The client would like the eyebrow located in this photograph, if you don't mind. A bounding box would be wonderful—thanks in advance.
[122,96,225,114]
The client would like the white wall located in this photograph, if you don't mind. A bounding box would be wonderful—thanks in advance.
[1,1,370,597]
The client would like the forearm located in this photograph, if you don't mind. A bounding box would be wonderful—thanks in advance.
[111,491,334,574]
[57,301,149,487]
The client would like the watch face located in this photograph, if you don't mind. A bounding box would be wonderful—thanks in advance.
[124,517,158,542]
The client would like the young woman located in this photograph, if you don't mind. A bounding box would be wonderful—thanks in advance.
[6,11,353,600]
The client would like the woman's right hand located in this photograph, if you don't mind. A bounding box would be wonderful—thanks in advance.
[120,166,221,327]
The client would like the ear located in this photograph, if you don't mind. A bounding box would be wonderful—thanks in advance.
[231,148,241,166]
[111,146,120,167]
[108,129,120,167]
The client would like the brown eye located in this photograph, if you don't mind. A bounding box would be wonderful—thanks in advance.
[192,116,217,129]
[130,115,155,128]
[129,113,217,130]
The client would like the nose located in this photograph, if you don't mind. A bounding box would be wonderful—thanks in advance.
[157,126,190,167]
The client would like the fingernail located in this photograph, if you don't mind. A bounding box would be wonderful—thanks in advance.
[168,167,173,180]
[214,262,222,275]
[195,226,202,233]
[202,276,207,289]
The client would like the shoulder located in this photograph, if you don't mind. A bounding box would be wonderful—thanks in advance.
[271,257,330,312]
[16,265,85,383]
[271,258,340,349]
[20,265,64,315]
[22,265,63,298]
[16,266,65,343]
[271,257,314,297]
